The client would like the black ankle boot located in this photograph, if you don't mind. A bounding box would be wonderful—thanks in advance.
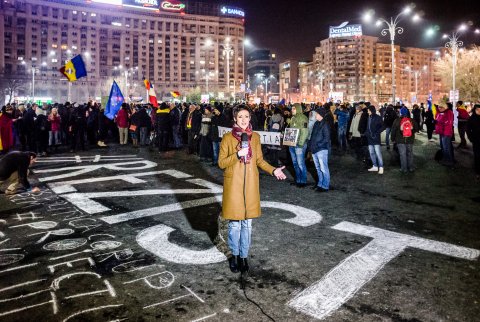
[228,255,239,273]
[239,257,249,273]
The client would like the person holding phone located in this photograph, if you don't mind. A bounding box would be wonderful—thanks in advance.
[218,105,286,274]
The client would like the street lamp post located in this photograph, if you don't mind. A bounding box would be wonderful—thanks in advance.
[371,7,415,104]
[204,39,213,96]
[317,70,325,102]
[223,37,235,101]
[405,66,427,103]
[443,32,463,108]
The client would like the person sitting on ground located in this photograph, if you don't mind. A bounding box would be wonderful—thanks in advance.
[0,151,40,195]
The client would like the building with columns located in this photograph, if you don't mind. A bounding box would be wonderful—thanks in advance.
[0,0,246,103]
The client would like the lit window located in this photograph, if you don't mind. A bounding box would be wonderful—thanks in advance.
[72,11,77,14]
[91,13,96,17]
[52,44,58,48]
[18,57,24,61]
[52,58,58,63]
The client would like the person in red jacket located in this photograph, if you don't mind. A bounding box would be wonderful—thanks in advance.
[0,105,14,154]
[48,107,62,152]
[115,103,130,145]
[435,105,454,166]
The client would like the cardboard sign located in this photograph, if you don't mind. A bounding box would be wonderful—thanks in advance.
[218,127,282,146]
[283,128,299,147]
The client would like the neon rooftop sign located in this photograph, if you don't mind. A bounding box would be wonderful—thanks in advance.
[160,1,185,11]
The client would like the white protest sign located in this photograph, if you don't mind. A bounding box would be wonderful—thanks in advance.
[218,126,282,146]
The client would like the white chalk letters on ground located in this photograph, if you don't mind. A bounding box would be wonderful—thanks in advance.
[27,159,479,321]
[288,221,480,320]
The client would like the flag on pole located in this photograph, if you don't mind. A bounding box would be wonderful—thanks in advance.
[171,91,181,98]
[104,81,124,120]
[427,92,432,110]
[59,55,87,82]
[144,79,158,107]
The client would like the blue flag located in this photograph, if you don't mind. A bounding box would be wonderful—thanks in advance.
[104,81,124,120]
[427,92,432,111]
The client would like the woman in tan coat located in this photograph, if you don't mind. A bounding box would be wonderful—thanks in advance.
[218,105,286,273]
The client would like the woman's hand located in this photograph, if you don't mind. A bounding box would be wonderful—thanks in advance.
[273,166,287,180]
[237,147,249,157]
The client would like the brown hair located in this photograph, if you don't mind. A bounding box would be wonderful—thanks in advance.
[233,105,252,119]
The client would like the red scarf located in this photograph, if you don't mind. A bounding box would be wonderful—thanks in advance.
[232,123,253,164]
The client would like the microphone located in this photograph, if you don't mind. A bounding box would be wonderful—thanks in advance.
[241,133,249,149]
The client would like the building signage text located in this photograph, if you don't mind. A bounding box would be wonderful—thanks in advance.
[160,1,185,11]
[220,6,245,18]
[329,21,363,38]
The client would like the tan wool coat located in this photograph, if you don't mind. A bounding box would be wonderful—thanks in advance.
[218,132,275,220]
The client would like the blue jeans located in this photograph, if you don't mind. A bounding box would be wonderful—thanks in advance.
[385,127,391,147]
[212,141,220,165]
[139,127,148,145]
[440,135,453,165]
[368,144,384,168]
[397,143,414,171]
[228,220,252,258]
[289,145,307,184]
[312,150,330,189]
[337,127,347,150]
[172,125,182,148]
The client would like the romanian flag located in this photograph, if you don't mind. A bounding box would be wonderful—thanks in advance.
[59,55,87,82]
[144,79,158,107]
[171,91,181,98]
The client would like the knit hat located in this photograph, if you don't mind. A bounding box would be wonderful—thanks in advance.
[314,106,327,117]
[400,107,409,116]
[214,105,223,114]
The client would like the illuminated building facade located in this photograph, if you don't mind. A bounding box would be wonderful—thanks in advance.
[0,0,245,103]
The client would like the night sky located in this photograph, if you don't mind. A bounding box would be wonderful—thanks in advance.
[224,0,480,62]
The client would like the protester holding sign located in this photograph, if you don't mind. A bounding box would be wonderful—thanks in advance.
[287,103,309,187]
[218,105,286,274]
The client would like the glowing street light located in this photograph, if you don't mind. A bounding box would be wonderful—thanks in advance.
[222,37,235,100]
[366,6,416,103]
[443,26,467,107]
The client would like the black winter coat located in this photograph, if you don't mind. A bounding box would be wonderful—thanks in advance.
[155,108,171,131]
[358,108,369,135]
[309,119,331,153]
[366,114,384,145]
[467,114,480,145]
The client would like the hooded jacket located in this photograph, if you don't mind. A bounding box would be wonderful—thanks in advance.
[288,104,309,147]
[366,109,384,145]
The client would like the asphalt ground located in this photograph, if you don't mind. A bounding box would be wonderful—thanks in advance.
[0,131,479,322]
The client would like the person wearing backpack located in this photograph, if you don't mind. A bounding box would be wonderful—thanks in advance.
[391,107,419,173]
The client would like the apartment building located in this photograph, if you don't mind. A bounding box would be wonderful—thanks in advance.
[280,22,439,104]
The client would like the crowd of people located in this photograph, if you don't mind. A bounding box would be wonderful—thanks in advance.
[0,99,479,195]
